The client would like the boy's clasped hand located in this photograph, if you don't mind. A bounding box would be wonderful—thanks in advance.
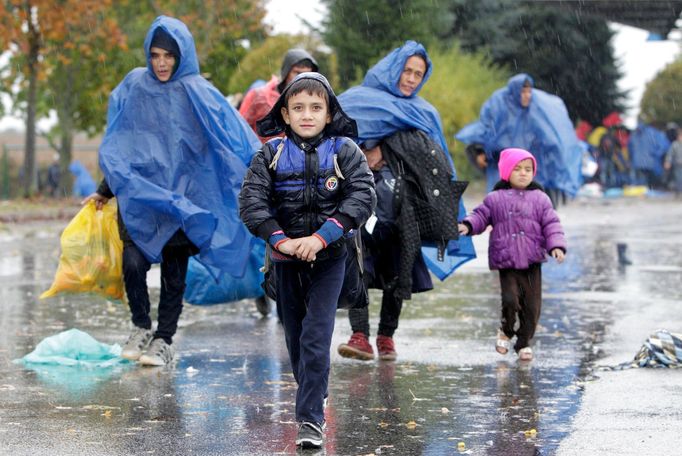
[277,236,324,262]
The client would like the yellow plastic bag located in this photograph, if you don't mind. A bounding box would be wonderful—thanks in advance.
[41,200,125,301]
[622,185,648,197]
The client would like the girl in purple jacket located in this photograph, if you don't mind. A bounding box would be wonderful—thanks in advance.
[458,148,566,361]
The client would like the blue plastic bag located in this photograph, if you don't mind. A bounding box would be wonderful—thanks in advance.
[184,240,265,305]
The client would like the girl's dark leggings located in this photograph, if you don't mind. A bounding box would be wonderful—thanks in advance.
[498,263,542,352]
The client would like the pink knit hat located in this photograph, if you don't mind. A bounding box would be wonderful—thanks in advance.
[498,148,537,181]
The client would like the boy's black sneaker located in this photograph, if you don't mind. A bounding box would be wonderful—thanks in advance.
[296,421,324,448]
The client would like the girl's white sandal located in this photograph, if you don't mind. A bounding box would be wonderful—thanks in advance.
[496,330,511,355]
[518,347,533,361]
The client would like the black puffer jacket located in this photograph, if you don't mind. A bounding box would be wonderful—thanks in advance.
[239,72,376,257]
[240,133,375,246]
[382,129,468,299]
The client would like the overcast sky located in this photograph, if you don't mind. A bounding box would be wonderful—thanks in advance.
[0,1,679,130]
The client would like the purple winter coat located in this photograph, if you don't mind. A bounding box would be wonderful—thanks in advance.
[464,186,566,270]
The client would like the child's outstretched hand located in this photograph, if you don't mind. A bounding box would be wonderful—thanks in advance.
[551,248,565,263]
[295,236,324,262]
[458,223,469,236]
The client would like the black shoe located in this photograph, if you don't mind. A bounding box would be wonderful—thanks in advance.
[617,242,632,265]
[295,421,324,448]
[255,296,272,317]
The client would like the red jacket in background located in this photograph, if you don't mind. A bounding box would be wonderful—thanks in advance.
[239,76,283,143]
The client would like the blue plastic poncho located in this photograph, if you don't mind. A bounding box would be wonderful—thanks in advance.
[184,240,265,305]
[456,74,582,195]
[68,160,96,197]
[628,122,670,177]
[338,41,475,280]
[99,16,262,280]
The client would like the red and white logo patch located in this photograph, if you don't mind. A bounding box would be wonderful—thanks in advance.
[325,176,338,191]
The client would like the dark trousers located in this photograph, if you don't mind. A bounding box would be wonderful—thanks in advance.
[348,291,403,337]
[275,253,346,425]
[123,242,191,344]
[348,223,404,338]
[499,263,542,352]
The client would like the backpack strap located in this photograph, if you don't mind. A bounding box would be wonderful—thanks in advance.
[268,138,285,171]
[332,137,347,179]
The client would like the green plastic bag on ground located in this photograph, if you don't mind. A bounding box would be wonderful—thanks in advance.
[16,328,127,368]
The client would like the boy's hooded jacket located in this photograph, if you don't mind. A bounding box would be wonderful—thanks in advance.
[98,16,262,279]
[464,182,566,270]
[456,74,582,196]
[240,72,375,253]
[337,40,475,280]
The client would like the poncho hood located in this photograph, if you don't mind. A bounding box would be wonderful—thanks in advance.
[338,41,448,157]
[362,40,432,98]
[506,73,534,109]
[143,16,199,81]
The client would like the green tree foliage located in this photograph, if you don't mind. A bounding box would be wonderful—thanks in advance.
[0,0,268,196]
[418,45,507,179]
[157,0,268,94]
[227,34,337,94]
[0,0,127,196]
[640,59,682,127]
[321,0,453,88]
[448,0,625,125]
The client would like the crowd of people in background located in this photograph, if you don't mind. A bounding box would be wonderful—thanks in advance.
[577,114,681,195]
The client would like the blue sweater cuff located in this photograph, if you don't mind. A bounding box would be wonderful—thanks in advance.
[269,232,288,248]
[314,219,344,247]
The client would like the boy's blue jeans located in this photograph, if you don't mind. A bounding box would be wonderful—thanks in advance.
[274,251,346,425]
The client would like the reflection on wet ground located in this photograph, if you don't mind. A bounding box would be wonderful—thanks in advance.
[1,198,681,455]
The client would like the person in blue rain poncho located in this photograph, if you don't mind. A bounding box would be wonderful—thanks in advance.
[336,40,475,361]
[68,160,96,198]
[456,74,583,203]
[84,16,261,366]
[628,122,670,188]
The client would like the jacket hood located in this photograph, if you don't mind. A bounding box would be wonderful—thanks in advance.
[144,16,199,81]
[361,40,432,98]
[277,48,319,92]
[257,72,357,138]
[506,73,534,108]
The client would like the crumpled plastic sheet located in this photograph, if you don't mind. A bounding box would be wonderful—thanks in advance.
[15,328,128,368]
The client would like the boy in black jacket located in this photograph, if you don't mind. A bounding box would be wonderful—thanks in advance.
[239,72,375,449]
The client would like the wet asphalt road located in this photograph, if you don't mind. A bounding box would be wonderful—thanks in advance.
[1,195,681,455]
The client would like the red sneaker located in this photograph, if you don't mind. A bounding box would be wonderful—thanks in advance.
[376,335,397,361]
[338,332,375,360]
